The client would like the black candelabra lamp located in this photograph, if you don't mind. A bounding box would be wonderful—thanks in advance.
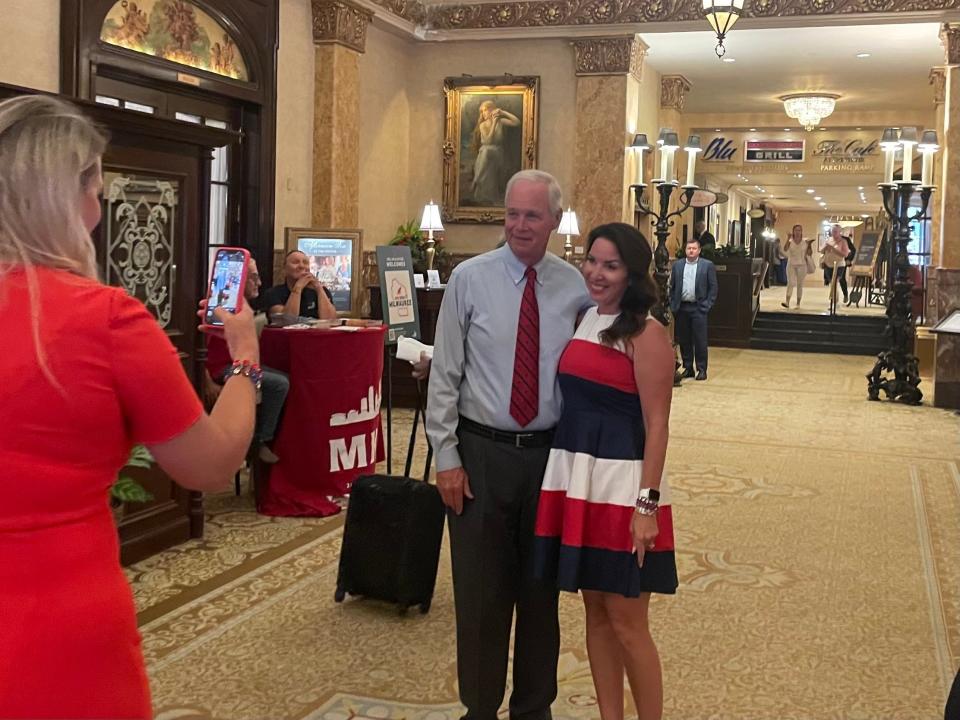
[629,130,700,327]
[866,126,938,405]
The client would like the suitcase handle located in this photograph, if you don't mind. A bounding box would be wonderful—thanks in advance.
[403,379,433,483]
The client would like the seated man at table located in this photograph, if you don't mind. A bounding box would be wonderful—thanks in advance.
[261,250,338,320]
[207,257,290,464]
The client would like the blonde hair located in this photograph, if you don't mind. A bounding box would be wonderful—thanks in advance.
[0,95,108,385]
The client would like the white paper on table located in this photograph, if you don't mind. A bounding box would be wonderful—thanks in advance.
[427,269,441,288]
[414,273,425,288]
[397,336,434,363]
[331,325,361,332]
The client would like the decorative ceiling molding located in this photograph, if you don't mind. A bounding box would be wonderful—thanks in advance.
[941,22,960,65]
[661,74,692,111]
[369,0,426,25]
[422,0,960,33]
[312,0,375,53]
[572,36,647,80]
[930,67,947,104]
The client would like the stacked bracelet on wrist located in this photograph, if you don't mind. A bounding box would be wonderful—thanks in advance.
[226,359,263,391]
[635,487,660,516]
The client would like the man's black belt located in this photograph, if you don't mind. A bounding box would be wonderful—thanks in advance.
[459,417,555,448]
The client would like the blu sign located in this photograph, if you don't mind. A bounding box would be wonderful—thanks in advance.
[745,139,805,163]
[702,136,738,162]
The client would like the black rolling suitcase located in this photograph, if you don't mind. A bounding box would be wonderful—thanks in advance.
[334,384,443,614]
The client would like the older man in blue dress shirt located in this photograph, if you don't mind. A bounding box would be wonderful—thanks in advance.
[426,170,592,720]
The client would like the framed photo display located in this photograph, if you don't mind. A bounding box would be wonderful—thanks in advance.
[442,75,539,224]
[284,227,362,316]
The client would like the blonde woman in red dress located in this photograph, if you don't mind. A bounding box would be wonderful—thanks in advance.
[0,95,259,718]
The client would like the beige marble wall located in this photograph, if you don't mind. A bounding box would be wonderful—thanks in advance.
[357,24,414,248]
[405,38,577,255]
[940,66,960,270]
[312,44,361,228]
[274,0,316,248]
[0,0,59,91]
[573,75,629,241]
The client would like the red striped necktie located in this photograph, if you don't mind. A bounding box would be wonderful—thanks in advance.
[510,266,540,428]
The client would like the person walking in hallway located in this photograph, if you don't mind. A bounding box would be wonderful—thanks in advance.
[534,223,677,720]
[427,169,592,720]
[781,224,814,309]
[822,224,852,309]
[669,237,718,381]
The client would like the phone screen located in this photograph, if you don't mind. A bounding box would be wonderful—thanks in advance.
[205,249,247,325]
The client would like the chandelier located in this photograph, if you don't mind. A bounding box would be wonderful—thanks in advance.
[780,93,841,131]
[702,0,745,58]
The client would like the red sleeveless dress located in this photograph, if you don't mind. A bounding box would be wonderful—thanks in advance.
[0,267,203,718]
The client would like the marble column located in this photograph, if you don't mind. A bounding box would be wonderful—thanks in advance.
[659,75,692,251]
[571,36,646,241]
[934,25,960,408]
[310,0,373,228]
[930,69,946,267]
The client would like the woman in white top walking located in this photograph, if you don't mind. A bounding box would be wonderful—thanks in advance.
[781,224,813,308]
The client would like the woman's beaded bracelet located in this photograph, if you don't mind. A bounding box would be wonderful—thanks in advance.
[226,359,263,391]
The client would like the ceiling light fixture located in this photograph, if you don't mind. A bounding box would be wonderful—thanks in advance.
[749,128,757,131]
[702,0,745,59]
[814,196,822,201]
[806,189,815,194]
[856,52,871,58]
[780,92,841,132]
[723,57,737,63]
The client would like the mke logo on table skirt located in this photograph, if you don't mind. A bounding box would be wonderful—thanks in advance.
[329,384,382,471]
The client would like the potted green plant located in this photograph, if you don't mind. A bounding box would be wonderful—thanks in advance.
[111,445,154,521]
[389,219,450,278]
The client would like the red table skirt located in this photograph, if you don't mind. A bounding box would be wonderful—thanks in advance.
[258,326,386,516]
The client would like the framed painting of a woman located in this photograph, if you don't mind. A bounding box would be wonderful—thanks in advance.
[442,75,539,224]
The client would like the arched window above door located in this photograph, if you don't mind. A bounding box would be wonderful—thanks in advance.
[100,0,249,81]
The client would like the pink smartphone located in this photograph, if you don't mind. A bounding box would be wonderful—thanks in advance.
[204,247,251,326]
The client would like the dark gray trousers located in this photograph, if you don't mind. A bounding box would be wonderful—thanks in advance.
[676,303,708,373]
[448,428,560,720]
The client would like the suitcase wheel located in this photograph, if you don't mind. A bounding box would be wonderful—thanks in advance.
[419,600,431,614]
[334,587,346,603]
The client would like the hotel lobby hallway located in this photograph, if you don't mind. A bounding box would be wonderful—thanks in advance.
[130,348,960,720]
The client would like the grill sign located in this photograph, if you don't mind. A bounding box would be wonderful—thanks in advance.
[744,140,804,163]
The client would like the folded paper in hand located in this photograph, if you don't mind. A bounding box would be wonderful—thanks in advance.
[397,336,434,364]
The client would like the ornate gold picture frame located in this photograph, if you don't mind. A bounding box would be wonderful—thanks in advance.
[442,75,539,224]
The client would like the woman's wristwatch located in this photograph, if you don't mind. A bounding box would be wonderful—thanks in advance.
[635,487,660,516]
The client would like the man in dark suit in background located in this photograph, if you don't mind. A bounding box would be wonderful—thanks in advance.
[670,237,718,381]
[694,220,716,250]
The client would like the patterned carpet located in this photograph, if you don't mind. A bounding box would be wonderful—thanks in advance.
[127,348,960,719]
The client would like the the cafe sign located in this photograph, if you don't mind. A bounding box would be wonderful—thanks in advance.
[744,139,805,163]
[814,137,879,171]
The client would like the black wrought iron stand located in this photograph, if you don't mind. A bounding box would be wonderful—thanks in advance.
[631,181,695,386]
[865,180,932,405]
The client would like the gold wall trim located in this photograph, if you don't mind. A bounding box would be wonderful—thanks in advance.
[661,74,692,111]
[941,22,960,65]
[931,67,947,104]
[572,36,647,80]
[312,0,375,52]
[424,0,960,32]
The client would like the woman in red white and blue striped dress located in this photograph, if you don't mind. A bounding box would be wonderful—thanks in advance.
[534,222,677,720]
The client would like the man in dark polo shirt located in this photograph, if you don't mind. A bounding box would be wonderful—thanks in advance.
[260,250,338,320]
[206,257,289,463]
